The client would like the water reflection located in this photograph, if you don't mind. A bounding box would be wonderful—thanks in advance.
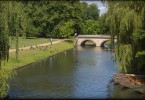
[8,46,145,99]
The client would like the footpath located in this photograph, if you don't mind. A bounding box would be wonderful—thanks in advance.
[9,39,69,53]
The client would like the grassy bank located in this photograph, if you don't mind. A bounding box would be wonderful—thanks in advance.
[2,40,74,70]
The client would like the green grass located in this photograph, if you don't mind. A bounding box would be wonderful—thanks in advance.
[9,37,57,49]
[2,40,74,70]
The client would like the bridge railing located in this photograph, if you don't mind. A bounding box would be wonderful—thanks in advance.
[77,35,117,39]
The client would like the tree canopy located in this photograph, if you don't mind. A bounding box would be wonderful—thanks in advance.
[22,0,101,38]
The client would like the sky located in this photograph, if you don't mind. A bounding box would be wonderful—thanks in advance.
[80,0,108,16]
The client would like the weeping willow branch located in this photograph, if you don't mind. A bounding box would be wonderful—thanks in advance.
[115,44,133,73]
[0,2,9,68]
[106,1,145,73]
[0,1,28,98]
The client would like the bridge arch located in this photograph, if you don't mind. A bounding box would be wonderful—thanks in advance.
[80,39,96,46]
[100,40,110,47]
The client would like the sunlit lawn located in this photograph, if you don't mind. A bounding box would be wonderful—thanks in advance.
[2,40,74,70]
[9,37,57,49]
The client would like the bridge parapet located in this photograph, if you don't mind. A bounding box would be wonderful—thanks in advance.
[75,35,117,47]
[78,35,117,39]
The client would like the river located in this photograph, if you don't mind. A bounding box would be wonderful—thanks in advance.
[8,46,145,99]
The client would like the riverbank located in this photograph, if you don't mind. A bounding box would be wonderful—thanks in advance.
[113,73,145,93]
[0,39,74,98]
[2,39,74,70]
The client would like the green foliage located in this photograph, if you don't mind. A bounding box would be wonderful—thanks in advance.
[59,20,75,38]
[0,68,15,98]
[81,3,99,21]
[136,51,145,57]
[82,18,108,35]
[115,44,133,73]
[80,2,101,35]
[0,1,12,97]
[132,30,145,43]
[0,1,10,67]
[22,0,101,37]
[0,1,27,97]
[105,1,145,73]
[23,1,49,37]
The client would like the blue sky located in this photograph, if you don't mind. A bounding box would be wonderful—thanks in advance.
[80,0,108,16]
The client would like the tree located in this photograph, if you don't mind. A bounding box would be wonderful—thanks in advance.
[80,2,101,35]
[81,3,100,21]
[0,2,9,67]
[59,20,75,38]
[105,0,145,73]
[0,1,27,97]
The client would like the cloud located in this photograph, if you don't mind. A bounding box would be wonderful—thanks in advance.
[98,7,108,15]
[80,0,108,16]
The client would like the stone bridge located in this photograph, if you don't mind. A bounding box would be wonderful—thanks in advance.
[75,35,117,47]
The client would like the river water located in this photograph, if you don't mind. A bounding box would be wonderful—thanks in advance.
[8,46,145,99]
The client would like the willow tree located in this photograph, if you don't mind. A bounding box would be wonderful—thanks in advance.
[0,1,27,98]
[105,1,145,73]
[0,2,9,69]
[0,1,12,98]
[13,2,28,60]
